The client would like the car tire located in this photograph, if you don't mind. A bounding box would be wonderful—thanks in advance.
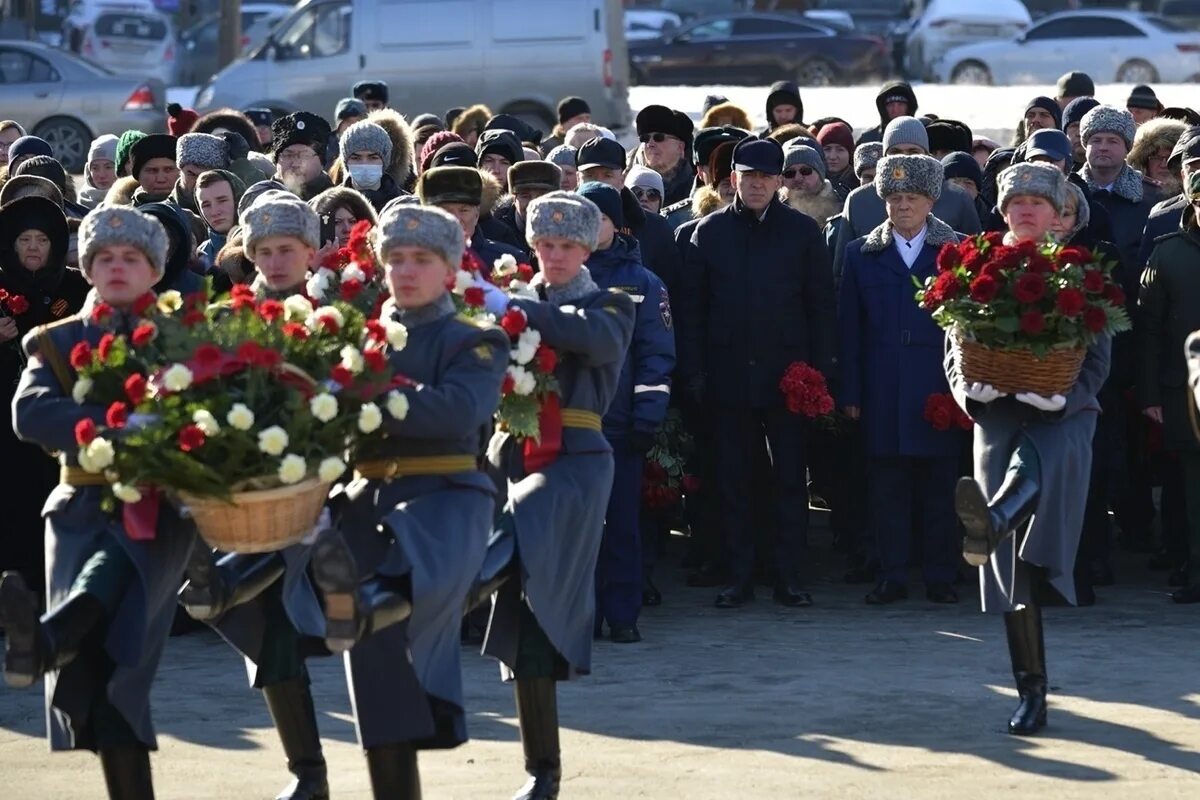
[797,58,837,87]
[499,102,555,135]
[1116,59,1158,84]
[950,61,992,86]
[33,116,91,174]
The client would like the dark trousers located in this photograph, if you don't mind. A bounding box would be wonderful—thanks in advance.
[714,406,808,586]
[596,446,643,627]
[1080,410,1121,567]
[869,455,958,585]
[1182,452,1200,582]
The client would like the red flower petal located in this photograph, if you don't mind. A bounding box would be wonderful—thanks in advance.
[74,418,97,446]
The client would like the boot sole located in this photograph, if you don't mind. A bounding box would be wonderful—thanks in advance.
[0,572,39,688]
[311,531,360,653]
[956,478,995,568]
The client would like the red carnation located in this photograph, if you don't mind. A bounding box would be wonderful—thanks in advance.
[680,474,701,494]
[230,285,255,310]
[74,418,97,446]
[1057,245,1092,267]
[1026,253,1055,274]
[991,245,1023,270]
[124,373,147,405]
[1013,273,1047,304]
[319,316,340,334]
[364,320,386,343]
[779,361,834,418]
[983,232,1005,247]
[955,408,975,430]
[535,345,557,373]
[463,286,485,308]
[258,299,285,323]
[91,302,114,324]
[924,394,954,432]
[194,343,223,367]
[517,263,535,281]
[182,309,205,327]
[922,271,960,309]
[1013,239,1038,257]
[936,244,961,273]
[1083,305,1108,333]
[1083,270,1105,293]
[97,333,115,362]
[184,291,207,310]
[1103,284,1126,307]
[363,349,387,373]
[330,365,354,386]
[178,424,206,452]
[236,341,262,363]
[131,293,155,316]
[105,401,128,428]
[0,288,9,301]
[6,294,29,315]
[69,341,92,369]
[969,274,1000,303]
[131,323,157,347]
[644,461,668,484]
[340,279,364,301]
[252,347,282,369]
[501,373,515,394]
[320,247,347,270]
[1055,287,1086,318]
[348,219,373,252]
[282,322,309,340]
[500,308,527,338]
[1019,310,1045,335]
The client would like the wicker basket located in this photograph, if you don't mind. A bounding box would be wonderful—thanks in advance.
[952,331,1085,397]
[180,477,331,553]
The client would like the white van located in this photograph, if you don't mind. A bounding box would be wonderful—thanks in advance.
[195,0,631,133]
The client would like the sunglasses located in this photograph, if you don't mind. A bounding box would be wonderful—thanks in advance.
[631,186,662,201]
[639,132,677,144]
[783,166,815,179]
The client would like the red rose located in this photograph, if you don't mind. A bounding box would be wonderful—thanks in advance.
[363,349,387,373]
[131,323,157,347]
[258,299,285,322]
[340,279,364,301]
[1055,287,1085,318]
[517,263,535,281]
[182,309,205,327]
[282,322,309,340]
[1013,273,1046,304]
[463,286,485,308]
[969,274,1000,303]
[1019,310,1045,335]
[680,474,701,494]
[97,333,115,362]
[936,244,961,273]
[124,373,148,404]
[178,424,206,452]
[6,294,29,315]
[1103,284,1126,307]
[330,365,354,386]
[106,401,128,428]
[501,373,515,394]
[132,293,155,316]
[1057,245,1092,267]
[1083,305,1108,333]
[74,418,97,446]
[535,345,557,373]
[69,341,92,369]
[91,302,114,324]
[500,308,527,338]
[1083,270,1105,293]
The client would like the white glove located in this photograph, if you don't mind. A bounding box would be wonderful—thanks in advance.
[964,383,1005,404]
[1015,392,1066,412]
[300,507,332,545]
[125,413,160,431]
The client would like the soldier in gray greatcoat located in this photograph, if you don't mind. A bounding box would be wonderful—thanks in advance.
[947,163,1112,737]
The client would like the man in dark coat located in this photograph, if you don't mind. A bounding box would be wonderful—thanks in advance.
[492,161,562,251]
[633,105,695,206]
[761,80,804,136]
[270,111,335,201]
[676,138,836,609]
[1136,126,1200,272]
[855,81,918,147]
[662,125,748,231]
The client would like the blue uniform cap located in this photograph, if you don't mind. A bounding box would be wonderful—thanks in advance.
[732,138,784,176]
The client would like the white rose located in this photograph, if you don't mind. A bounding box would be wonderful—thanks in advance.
[72,377,93,404]
[284,294,314,322]
[277,454,307,485]
[339,345,364,374]
[156,290,182,314]
[85,437,115,471]
[358,402,383,434]
[227,403,255,431]
[385,320,408,351]
[192,409,220,436]
[453,269,474,294]
[308,306,345,332]
[386,390,410,421]
[257,425,289,456]
[309,393,339,423]
[162,364,194,392]
[343,264,366,283]
[317,456,346,482]
[112,483,143,504]
[514,328,541,366]
[494,253,517,272]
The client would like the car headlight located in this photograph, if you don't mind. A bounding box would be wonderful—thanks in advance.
[196,86,214,109]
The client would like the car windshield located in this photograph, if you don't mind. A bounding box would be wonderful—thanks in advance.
[1143,15,1186,32]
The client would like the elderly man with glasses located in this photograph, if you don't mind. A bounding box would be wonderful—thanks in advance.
[634,105,696,206]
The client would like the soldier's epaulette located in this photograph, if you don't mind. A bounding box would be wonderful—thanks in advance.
[454,312,497,330]
[23,315,81,355]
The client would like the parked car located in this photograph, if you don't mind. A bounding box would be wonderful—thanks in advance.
[1152,0,1200,30]
[812,0,912,37]
[75,8,176,85]
[935,11,1200,84]
[905,0,1031,80]
[0,40,165,172]
[628,12,891,86]
[197,0,631,133]
[62,0,158,52]
[175,4,291,86]
[626,10,684,41]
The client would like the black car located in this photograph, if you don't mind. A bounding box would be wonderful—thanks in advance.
[628,12,893,86]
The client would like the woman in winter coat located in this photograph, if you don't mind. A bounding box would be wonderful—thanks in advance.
[948,162,1112,736]
[79,135,119,210]
[0,196,89,591]
[310,185,378,252]
[0,207,195,799]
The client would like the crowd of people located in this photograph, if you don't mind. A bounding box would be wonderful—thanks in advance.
[0,69,1197,798]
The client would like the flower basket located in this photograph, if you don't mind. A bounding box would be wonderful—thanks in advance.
[180,476,332,553]
[951,330,1085,397]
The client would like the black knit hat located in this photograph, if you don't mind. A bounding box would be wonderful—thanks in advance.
[1126,84,1163,112]
[431,142,478,168]
[941,152,982,192]
[557,96,590,125]
[1056,71,1095,99]
[702,94,729,115]
[352,80,389,105]
[484,114,543,147]
[476,129,523,166]
[1024,97,1063,129]
[270,112,332,164]
[1062,97,1101,131]
[130,134,178,180]
[692,125,749,167]
[925,119,973,155]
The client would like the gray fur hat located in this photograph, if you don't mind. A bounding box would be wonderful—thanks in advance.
[340,120,393,165]
[882,116,929,154]
[783,144,826,179]
[1080,104,1136,149]
[874,154,943,201]
[177,132,229,170]
[526,190,601,251]
[854,142,884,181]
[375,203,464,267]
[997,162,1067,213]
[242,196,321,252]
[78,206,168,277]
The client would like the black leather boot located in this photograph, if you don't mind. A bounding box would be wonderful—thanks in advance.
[365,742,422,800]
[178,549,285,621]
[512,678,561,800]
[311,530,412,653]
[0,571,106,688]
[262,676,329,800]
[99,745,155,800]
[957,474,1040,567]
[1004,606,1047,736]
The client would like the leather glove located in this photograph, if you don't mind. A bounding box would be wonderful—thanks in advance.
[964,383,1005,404]
[629,430,656,455]
[1015,392,1066,412]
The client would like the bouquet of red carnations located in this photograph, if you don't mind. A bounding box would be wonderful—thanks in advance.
[923,392,973,432]
[780,361,834,418]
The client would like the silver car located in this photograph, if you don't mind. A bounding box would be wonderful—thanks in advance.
[77,8,176,85]
[0,41,166,172]
[935,10,1200,85]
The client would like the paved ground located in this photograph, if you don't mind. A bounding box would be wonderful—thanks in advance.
[3,530,1200,799]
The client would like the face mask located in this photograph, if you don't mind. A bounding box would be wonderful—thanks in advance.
[348,164,383,189]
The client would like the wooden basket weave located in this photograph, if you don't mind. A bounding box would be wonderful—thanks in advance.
[180,477,331,553]
[952,331,1085,397]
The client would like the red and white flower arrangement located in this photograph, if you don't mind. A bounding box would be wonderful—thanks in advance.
[309,220,387,318]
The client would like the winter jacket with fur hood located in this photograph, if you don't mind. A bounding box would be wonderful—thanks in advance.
[855,81,918,147]
[785,180,842,229]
